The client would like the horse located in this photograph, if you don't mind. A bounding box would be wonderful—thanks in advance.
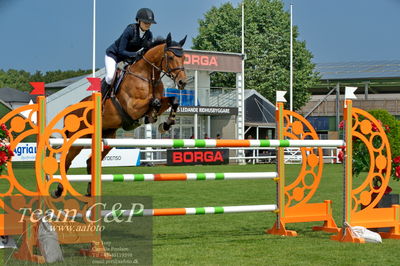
[53,33,187,197]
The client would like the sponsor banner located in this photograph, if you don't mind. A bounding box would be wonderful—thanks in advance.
[174,106,238,115]
[70,148,141,168]
[184,50,242,73]
[167,148,229,166]
[12,143,37,161]
[11,144,141,168]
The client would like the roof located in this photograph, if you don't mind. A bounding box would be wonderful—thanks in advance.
[46,74,90,88]
[244,89,275,125]
[0,87,36,103]
[0,98,12,110]
[187,49,242,57]
[309,93,400,101]
[316,60,400,80]
[244,89,274,105]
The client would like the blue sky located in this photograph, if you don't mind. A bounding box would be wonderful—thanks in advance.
[0,0,399,72]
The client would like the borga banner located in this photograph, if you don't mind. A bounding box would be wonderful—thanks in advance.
[167,148,229,166]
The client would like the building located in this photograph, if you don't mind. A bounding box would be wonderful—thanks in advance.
[0,88,36,109]
[244,89,275,139]
[300,60,400,139]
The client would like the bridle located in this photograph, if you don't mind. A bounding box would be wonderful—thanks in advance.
[126,44,185,88]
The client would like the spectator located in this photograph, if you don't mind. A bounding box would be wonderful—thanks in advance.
[204,133,210,139]
[245,135,253,162]
[261,135,271,162]
[216,133,221,139]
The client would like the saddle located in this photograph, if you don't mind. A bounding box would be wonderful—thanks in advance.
[101,62,141,131]
[102,60,159,131]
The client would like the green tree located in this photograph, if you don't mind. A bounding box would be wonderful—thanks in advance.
[368,109,400,159]
[0,69,32,91]
[192,0,319,110]
[0,69,92,92]
[352,109,400,183]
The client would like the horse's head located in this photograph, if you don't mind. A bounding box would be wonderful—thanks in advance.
[139,34,187,90]
[162,33,187,90]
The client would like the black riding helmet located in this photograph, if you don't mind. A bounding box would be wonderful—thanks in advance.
[136,8,157,24]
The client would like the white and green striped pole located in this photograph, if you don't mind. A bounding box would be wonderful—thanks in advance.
[84,204,278,218]
[49,138,345,148]
[53,172,278,182]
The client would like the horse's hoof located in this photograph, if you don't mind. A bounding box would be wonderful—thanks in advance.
[50,183,64,199]
[86,186,91,197]
[51,189,62,199]
[145,116,157,124]
[158,122,170,133]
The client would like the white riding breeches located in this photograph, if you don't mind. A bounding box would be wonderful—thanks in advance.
[105,55,117,85]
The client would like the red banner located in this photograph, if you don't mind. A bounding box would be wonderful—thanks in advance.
[167,148,229,166]
[184,50,242,73]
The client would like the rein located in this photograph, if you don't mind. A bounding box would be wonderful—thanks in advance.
[125,45,185,89]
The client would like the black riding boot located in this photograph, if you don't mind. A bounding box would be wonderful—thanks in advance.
[101,79,110,96]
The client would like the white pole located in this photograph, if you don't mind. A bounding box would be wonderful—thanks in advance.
[289,4,293,121]
[207,116,211,137]
[49,138,346,148]
[241,2,245,126]
[242,3,245,56]
[238,2,245,164]
[92,0,96,77]
[194,70,198,139]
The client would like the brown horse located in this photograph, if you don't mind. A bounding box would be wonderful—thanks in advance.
[54,33,187,197]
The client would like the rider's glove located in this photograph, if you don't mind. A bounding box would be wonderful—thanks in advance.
[137,48,144,55]
[131,49,144,62]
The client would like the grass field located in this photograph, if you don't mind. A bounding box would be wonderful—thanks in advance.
[2,163,400,265]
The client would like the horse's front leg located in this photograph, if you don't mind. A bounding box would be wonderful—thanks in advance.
[144,82,166,124]
[85,129,116,196]
[157,96,179,133]
[145,98,162,124]
[52,146,84,198]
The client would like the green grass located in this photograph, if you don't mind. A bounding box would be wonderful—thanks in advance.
[2,164,400,265]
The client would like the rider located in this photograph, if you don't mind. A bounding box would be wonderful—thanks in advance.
[101,8,156,95]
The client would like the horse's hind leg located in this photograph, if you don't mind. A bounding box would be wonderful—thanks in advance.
[158,96,179,133]
[85,129,116,196]
[53,146,84,198]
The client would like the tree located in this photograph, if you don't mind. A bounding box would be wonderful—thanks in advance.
[0,69,32,91]
[0,69,92,92]
[192,0,319,110]
[351,109,400,184]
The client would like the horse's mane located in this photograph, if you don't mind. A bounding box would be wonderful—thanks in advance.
[148,37,166,49]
